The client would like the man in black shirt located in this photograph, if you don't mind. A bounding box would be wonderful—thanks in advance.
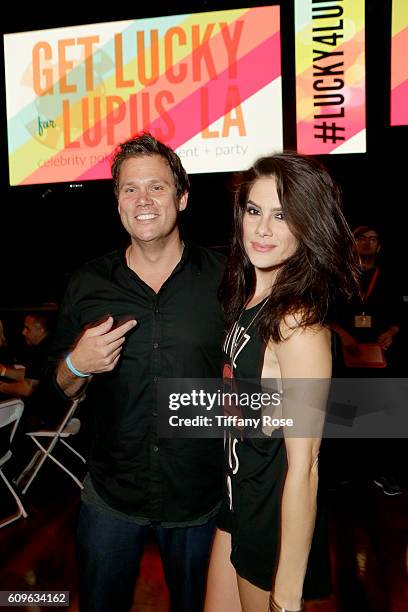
[49,134,225,612]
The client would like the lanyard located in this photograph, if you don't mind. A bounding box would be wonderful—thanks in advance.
[358,267,379,306]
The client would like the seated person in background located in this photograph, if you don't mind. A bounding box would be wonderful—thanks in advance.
[333,225,402,368]
[0,314,57,481]
[0,314,51,398]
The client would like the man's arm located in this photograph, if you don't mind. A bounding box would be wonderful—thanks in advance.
[0,363,25,382]
[377,273,404,350]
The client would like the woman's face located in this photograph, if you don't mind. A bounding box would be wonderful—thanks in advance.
[242,176,298,276]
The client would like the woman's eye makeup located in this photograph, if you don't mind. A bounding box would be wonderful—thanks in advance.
[245,201,286,220]
[246,203,260,215]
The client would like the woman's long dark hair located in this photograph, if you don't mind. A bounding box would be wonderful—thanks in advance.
[220,152,358,343]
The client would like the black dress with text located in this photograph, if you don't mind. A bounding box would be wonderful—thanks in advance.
[218,301,331,597]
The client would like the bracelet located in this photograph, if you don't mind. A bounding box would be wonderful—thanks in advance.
[269,595,304,612]
[65,353,91,378]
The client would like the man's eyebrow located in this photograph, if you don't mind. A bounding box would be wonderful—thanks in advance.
[120,178,172,187]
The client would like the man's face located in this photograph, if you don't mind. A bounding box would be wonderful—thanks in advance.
[117,155,187,245]
[355,231,380,258]
[22,316,43,346]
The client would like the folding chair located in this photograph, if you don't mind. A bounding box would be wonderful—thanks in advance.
[15,395,87,495]
[0,398,28,528]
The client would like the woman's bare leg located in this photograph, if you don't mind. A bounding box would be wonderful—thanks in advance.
[204,529,241,612]
[237,574,269,612]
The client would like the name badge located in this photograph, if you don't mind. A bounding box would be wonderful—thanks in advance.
[354,315,372,328]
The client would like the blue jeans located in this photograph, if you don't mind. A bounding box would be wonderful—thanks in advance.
[76,501,215,612]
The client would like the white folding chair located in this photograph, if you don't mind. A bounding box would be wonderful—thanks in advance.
[0,398,28,528]
[15,395,87,495]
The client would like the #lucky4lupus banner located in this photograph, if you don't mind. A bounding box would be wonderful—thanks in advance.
[391,0,408,126]
[3,7,282,186]
[295,0,366,154]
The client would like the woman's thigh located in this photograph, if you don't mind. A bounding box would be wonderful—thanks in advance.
[237,574,269,612]
[204,529,241,612]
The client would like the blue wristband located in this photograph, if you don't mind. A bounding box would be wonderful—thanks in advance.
[65,353,91,378]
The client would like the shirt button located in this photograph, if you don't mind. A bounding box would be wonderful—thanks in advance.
[154,307,159,314]
[153,376,158,383]
[153,445,159,452]
[152,410,158,417]
[153,343,159,349]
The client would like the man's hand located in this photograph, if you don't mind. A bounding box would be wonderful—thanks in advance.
[378,325,399,350]
[69,316,137,375]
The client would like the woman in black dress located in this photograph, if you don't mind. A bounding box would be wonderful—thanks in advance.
[205,153,357,612]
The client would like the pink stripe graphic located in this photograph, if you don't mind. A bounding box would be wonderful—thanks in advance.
[391,78,408,126]
[76,32,281,181]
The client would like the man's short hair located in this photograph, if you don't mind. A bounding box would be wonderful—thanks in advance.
[27,313,49,334]
[353,225,380,240]
[111,133,190,199]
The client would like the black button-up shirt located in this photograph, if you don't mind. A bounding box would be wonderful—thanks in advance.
[48,243,225,524]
